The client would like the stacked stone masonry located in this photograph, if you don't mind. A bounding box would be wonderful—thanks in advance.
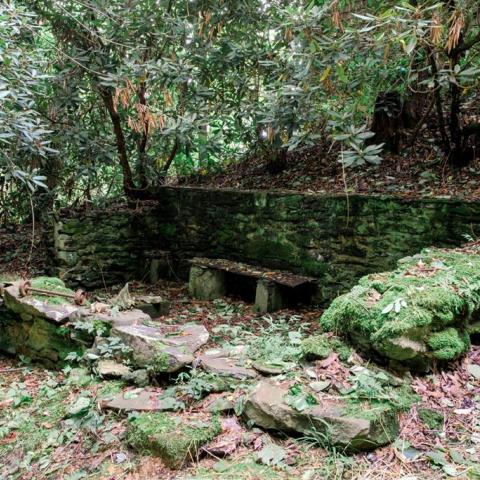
[50,187,480,302]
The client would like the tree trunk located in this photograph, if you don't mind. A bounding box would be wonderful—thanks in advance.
[100,89,138,198]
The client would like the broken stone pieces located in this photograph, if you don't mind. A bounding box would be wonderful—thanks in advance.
[243,381,399,452]
[134,295,171,318]
[72,307,150,327]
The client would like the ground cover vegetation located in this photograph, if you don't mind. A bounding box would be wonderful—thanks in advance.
[0,281,479,479]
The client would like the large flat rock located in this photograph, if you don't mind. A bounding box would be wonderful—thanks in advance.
[3,282,79,324]
[112,323,209,373]
[243,381,399,452]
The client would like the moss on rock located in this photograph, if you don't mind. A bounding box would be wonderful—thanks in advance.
[320,247,478,371]
[301,335,332,360]
[30,277,76,305]
[301,334,353,361]
[127,412,221,469]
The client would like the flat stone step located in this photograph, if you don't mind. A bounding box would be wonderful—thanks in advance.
[189,258,317,312]
[189,257,317,288]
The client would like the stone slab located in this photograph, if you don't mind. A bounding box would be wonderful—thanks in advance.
[103,388,179,412]
[112,323,209,372]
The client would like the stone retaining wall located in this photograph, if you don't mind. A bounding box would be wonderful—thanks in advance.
[50,187,480,301]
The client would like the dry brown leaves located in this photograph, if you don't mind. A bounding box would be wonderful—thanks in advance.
[314,352,351,391]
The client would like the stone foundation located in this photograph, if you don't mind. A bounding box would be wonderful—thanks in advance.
[49,187,480,302]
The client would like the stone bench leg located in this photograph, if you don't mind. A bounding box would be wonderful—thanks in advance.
[255,280,284,313]
[189,266,226,300]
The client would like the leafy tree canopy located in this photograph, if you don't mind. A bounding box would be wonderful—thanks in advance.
[0,0,479,220]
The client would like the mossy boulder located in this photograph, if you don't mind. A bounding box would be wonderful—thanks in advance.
[127,412,221,468]
[0,278,86,366]
[320,247,477,371]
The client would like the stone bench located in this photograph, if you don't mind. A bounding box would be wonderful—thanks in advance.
[188,257,317,312]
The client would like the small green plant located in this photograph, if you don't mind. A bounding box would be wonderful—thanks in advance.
[284,384,318,412]
[176,370,230,401]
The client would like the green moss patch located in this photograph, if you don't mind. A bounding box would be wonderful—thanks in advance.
[30,277,75,305]
[418,407,445,430]
[320,247,478,370]
[301,335,331,360]
[127,412,221,469]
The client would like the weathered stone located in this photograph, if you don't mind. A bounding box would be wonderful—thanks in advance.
[198,355,257,380]
[196,345,257,380]
[0,279,86,367]
[134,295,170,317]
[243,381,399,452]
[96,359,131,378]
[72,307,150,327]
[104,388,180,412]
[122,369,150,387]
[252,361,292,375]
[112,323,209,372]
[254,280,284,313]
[189,266,226,300]
[204,395,235,413]
[127,412,221,469]
[50,189,480,304]
[3,281,79,324]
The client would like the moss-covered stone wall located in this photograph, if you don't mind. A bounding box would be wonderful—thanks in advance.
[49,204,164,288]
[51,187,480,301]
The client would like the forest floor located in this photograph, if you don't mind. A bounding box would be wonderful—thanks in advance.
[181,143,480,199]
[1,279,479,480]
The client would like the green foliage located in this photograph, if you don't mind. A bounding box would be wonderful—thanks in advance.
[284,384,318,412]
[0,0,477,215]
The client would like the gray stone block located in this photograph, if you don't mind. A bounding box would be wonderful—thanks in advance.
[188,266,226,300]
